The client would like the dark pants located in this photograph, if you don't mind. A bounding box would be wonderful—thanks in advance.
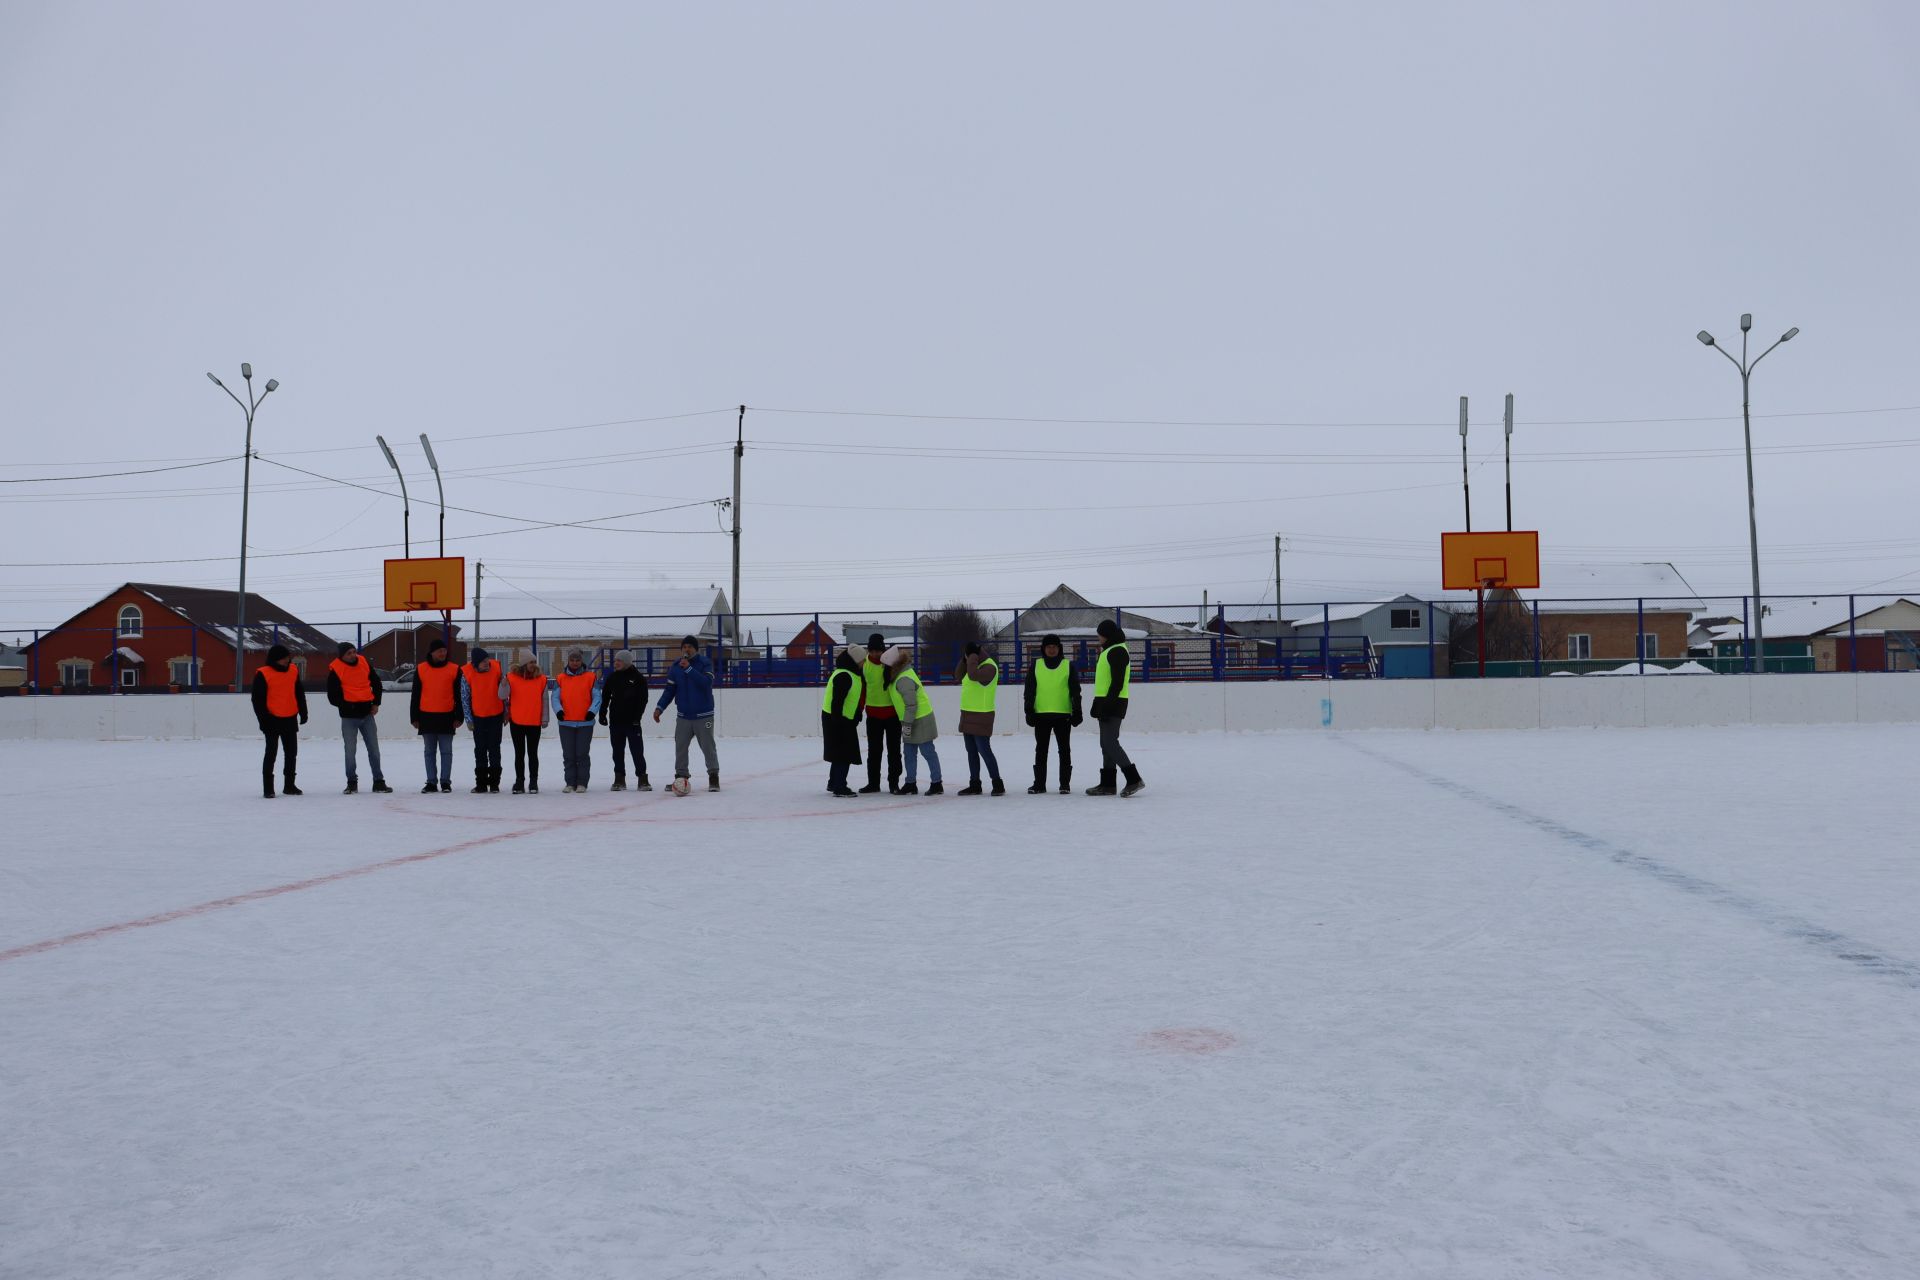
[511,723,542,786]
[1032,715,1072,784]
[828,760,851,792]
[261,717,298,789]
[608,720,647,781]
[963,733,1001,784]
[1098,716,1133,773]
[865,716,902,789]
[559,724,594,788]
[471,714,504,786]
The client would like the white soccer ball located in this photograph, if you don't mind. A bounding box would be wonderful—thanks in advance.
[672,777,691,797]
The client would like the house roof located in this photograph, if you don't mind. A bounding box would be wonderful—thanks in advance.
[994,583,1191,638]
[1707,596,1920,641]
[1438,562,1707,614]
[470,587,734,642]
[18,582,336,656]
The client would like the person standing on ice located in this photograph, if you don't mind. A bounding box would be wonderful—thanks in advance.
[884,646,943,796]
[598,649,651,792]
[550,648,601,793]
[505,650,548,793]
[251,642,308,798]
[955,642,1004,795]
[1023,632,1081,794]
[859,632,902,794]
[654,635,720,792]
[327,640,390,794]
[821,647,863,797]
[460,647,507,794]
[410,637,462,794]
[1087,619,1144,797]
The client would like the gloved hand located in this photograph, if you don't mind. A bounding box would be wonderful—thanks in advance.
[299,711,308,726]
[1071,712,1083,727]
[1024,713,1036,728]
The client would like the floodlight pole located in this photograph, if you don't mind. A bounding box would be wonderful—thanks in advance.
[1504,393,1514,532]
[207,364,278,692]
[419,433,449,639]
[1459,396,1472,532]
[732,405,745,641]
[1696,316,1798,673]
[375,435,412,558]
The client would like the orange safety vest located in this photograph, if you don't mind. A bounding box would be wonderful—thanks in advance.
[506,671,548,726]
[260,664,301,718]
[416,661,460,714]
[328,657,375,704]
[462,662,505,718]
[556,668,597,721]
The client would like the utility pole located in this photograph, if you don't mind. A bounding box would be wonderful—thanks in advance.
[1273,535,1284,625]
[1458,396,1472,532]
[207,364,279,690]
[732,405,744,644]
[473,561,484,646]
[1504,393,1514,532]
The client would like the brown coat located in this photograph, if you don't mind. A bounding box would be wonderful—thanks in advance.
[956,652,999,737]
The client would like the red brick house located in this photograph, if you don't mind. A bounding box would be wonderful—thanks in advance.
[783,620,836,660]
[19,582,335,693]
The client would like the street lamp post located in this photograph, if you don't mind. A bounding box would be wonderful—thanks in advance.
[207,364,279,692]
[375,435,412,558]
[1696,314,1799,673]
[419,434,451,643]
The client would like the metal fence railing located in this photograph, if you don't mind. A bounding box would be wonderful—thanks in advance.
[4,594,1915,694]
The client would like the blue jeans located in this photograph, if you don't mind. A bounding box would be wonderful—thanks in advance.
[905,740,941,784]
[422,733,453,785]
[559,724,594,788]
[963,733,1000,784]
[341,716,383,784]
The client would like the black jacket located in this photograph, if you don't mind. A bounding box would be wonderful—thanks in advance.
[1023,655,1083,725]
[250,667,310,728]
[325,660,383,719]
[821,658,864,765]
[1089,645,1130,723]
[599,665,650,724]
[409,658,463,735]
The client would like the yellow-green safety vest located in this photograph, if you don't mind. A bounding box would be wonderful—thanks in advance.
[1031,658,1073,715]
[1093,642,1131,700]
[823,669,859,719]
[863,660,891,709]
[888,667,932,719]
[959,658,998,714]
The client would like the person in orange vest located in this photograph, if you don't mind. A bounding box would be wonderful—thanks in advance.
[505,650,549,794]
[250,643,309,799]
[460,647,508,794]
[327,640,390,794]
[409,636,463,793]
[550,648,602,793]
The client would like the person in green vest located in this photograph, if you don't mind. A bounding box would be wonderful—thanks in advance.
[821,648,863,798]
[1023,632,1082,793]
[859,631,903,794]
[955,642,1005,795]
[883,646,943,796]
[1088,618,1145,797]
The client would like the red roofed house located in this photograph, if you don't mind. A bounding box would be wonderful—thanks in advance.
[19,582,336,693]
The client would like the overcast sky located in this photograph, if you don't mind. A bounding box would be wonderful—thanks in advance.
[4,1,1918,636]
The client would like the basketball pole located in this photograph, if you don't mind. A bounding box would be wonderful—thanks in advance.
[732,405,745,648]
[420,434,450,646]
[1504,393,1514,532]
[1458,396,1471,532]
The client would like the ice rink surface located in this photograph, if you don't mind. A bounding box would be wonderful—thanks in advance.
[4,724,1918,1279]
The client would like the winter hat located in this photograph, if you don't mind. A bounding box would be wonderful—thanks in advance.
[880,645,908,669]
[428,637,449,655]
[337,640,357,657]
[680,635,699,649]
[1096,619,1124,643]
[514,648,537,669]
[613,648,634,663]
[835,646,861,670]
[866,632,887,651]
[471,647,490,662]
[964,641,981,656]
[566,647,586,662]
[266,643,291,664]
[1040,633,1063,652]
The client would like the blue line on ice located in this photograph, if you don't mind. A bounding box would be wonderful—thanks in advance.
[1346,738,1920,990]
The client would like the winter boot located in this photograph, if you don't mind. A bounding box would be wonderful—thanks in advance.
[1120,767,1146,799]
[262,774,275,799]
[991,778,1006,796]
[1085,768,1118,796]
[611,776,627,792]
[343,780,358,795]
[957,780,984,796]
[1028,766,1047,795]
[708,771,721,793]
[511,779,526,794]
[898,781,920,795]
[421,782,439,794]
[1059,767,1072,795]
[282,779,303,796]
[471,781,488,794]
[638,775,653,792]
[439,780,453,793]
[371,779,392,794]
[858,781,881,794]
[926,781,944,796]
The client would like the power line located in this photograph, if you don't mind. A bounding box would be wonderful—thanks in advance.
[0,454,246,484]
[749,403,1920,429]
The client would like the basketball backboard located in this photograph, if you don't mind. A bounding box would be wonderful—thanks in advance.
[1441,531,1540,591]
[383,557,466,612]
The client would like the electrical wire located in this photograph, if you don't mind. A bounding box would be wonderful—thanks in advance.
[748,403,1920,429]
[0,455,246,484]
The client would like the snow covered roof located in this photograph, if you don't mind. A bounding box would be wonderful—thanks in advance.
[109,646,145,663]
[1437,563,1706,614]
[995,584,1192,638]
[1705,597,1920,641]
[473,587,734,642]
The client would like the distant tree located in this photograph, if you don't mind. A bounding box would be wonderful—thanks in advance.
[918,601,991,677]
[1447,588,1538,670]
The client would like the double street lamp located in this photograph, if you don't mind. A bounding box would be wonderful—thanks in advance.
[1695,315,1799,672]
[207,364,279,691]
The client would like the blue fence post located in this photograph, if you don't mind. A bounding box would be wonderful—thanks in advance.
[1848,595,1858,672]
[1213,603,1226,680]
[1741,596,1752,674]
[1426,601,1435,678]
[1320,604,1331,679]
[1532,602,1542,678]
[531,618,539,663]
[1637,598,1646,674]
[623,617,630,652]
[911,611,919,673]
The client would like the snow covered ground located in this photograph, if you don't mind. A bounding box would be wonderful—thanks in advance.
[4,725,1918,1279]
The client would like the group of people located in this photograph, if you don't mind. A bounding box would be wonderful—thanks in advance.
[820,618,1144,799]
[249,635,720,798]
[249,619,1144,802]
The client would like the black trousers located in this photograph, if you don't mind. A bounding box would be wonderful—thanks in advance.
[260,717,298,784]
[865,716,903,788]
[608,720,647,779]
[511,723,542,784]
[471,715,504,784]
[1032,715,1073,783]
[1098,715,1133,773]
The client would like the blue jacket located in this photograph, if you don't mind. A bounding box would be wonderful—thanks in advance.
[655,653,715,719]
[549,667,603,727]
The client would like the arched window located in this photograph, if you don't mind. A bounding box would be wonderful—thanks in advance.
[118,605,144,637]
